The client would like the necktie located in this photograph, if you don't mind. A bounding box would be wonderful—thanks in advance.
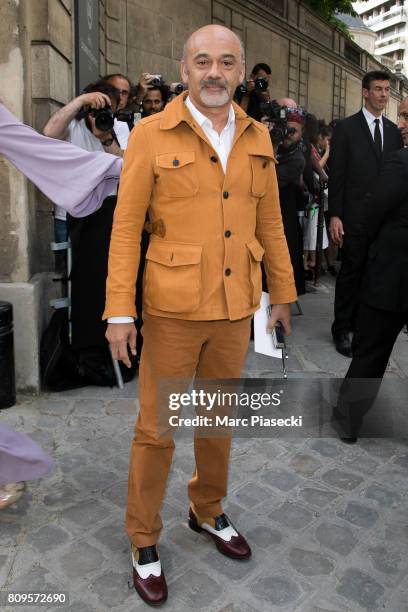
[374,118,382,156]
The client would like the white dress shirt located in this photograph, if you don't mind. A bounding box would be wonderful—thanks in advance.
[185,95,235,173]
[109,97,236,324]
[362,106,383,148]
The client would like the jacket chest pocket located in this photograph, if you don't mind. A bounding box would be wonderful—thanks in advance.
[156,151,198,198]
[144,241,203,313]
[250,154,273,198]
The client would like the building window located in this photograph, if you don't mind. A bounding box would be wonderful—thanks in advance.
[344,42,361,66]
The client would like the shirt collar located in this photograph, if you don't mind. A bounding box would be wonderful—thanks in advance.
[185,95,235,131]
[362,106,383,125]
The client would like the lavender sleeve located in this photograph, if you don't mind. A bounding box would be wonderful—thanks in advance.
[0,423,54,485]
[0,103,122,217]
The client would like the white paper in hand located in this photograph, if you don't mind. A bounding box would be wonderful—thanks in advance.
[254,292,283,359]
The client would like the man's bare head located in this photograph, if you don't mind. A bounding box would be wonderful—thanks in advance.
[181,25,245,110]
[182,25,245,64]
[398,96,408,145]
[276,98,297,109]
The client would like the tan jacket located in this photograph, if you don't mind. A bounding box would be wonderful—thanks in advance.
[103,93,296,321]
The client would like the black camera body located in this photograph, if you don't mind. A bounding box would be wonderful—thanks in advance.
[239,76,269,95]
[91,107,134,132]
[260,102,295,145]
[150,74,163,88]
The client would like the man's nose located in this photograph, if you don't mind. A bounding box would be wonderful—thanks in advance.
[206,61,223,78]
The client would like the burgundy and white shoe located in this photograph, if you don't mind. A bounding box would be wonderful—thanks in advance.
[188,507,252,560]
[131,543,168,606]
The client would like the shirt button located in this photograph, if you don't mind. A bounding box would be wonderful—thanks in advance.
[225,268,231,276]
[223,191,229,199]
[224,230,231,238]
[210,155,218,163]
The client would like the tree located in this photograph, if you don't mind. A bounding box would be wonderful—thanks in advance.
[304,1,356,21]
[303,1,368,35]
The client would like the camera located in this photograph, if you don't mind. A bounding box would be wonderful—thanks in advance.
[91,107,135,132]
[238,76,269,94]
[149,74,163,87]
[254,76,268,91]
[260,102,296,145]
[173,83,185,94]
[92,107,115,132]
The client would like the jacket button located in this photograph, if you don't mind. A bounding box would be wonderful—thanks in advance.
[224,230,231,238]
[210,155,218,162]
[223,191,229,199]
[225,268,231,276]
[173,159,180,167]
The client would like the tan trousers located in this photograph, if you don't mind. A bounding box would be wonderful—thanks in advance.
[126,313,252,547]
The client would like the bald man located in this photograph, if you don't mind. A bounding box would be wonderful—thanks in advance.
[104,25,296,605]
[334,96,408,441]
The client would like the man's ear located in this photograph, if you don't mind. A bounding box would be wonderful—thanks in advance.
[180,61,189,85]
[238,62,246,85]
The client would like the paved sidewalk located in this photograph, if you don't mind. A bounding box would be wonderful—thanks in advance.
[1,277,408,611]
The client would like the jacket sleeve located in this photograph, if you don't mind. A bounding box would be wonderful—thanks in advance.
[103,123,154,319]
[328,121,348,219]
[256,159,297,304]
[364,151,408,243]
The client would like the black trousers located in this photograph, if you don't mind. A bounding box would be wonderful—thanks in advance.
[332,224,369,336]
[335,301,408,437]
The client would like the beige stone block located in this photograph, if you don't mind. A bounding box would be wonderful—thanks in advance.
[106,0,121,19]
[107,16,121,41]
[232,11,243,29]
[31,45,72,104]
[29,0,72,61]
[106,39,122,64]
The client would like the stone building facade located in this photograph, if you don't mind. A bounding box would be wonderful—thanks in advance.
[0,0,406,391]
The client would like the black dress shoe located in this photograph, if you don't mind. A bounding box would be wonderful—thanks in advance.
[131,544,168,606]
[334,332,352,357]
[340,436,357,444]
[188,507,251,560]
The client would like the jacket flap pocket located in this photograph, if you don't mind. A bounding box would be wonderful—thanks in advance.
[248,149,276,163]
[156,151,195,169]
[247,239,265,262]
[146,241,202,267]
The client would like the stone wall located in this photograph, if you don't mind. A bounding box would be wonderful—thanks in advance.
[1,0,405,391]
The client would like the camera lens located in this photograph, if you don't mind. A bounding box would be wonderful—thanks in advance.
[94,108,114,132]
[175,83,184,94]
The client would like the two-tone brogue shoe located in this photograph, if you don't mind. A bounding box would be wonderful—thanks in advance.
[188,507,251,560]
[131,543,168,606]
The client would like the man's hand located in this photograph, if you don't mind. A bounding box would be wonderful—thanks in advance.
[267,303,292,335]
[106,323,137,368]
[79,92,112,110]
[329,216,344,246]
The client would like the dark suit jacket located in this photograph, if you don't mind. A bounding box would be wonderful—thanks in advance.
[328,110,402,225]
[361,148,408,312]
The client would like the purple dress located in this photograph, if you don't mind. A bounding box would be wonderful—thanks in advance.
[0,423,53,485]
[0,103,123,217]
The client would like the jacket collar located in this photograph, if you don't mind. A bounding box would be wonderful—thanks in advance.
[160,91,261,132]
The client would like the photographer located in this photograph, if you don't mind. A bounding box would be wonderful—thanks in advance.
[131,72,168,115]
[102,73,134,148]
[262,102,306,295]
[43,80,123,242]
[237,62,272,121]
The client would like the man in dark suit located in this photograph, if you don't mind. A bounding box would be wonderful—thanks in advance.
[334,97,408,440]
[328,71,403,357]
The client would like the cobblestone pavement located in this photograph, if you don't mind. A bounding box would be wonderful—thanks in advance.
[1,277,408,612]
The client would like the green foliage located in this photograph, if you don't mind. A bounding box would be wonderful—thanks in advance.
[304,0,358,22]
